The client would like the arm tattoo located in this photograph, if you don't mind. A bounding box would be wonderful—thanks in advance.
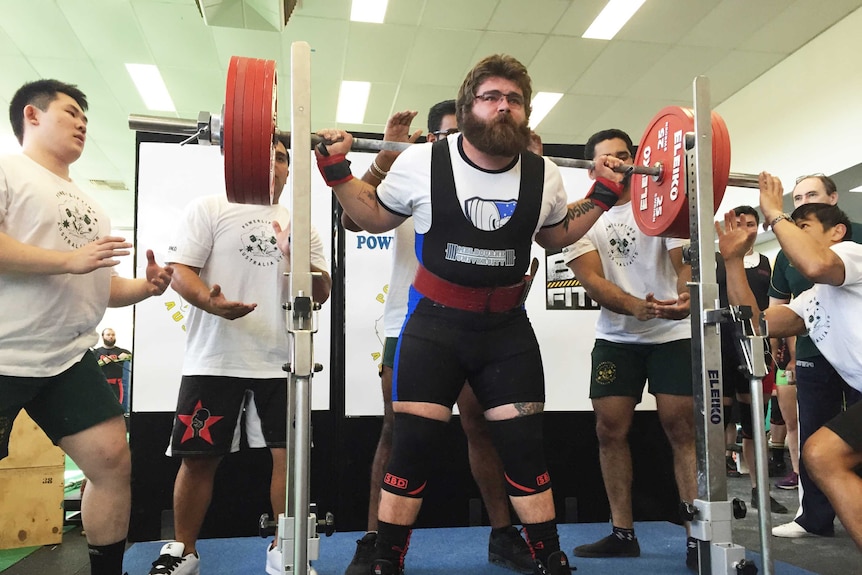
[562,200,596,231]
[358,187,378,209]
[513,402,543,416]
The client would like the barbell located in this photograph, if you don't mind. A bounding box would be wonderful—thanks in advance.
[128,55,764,238]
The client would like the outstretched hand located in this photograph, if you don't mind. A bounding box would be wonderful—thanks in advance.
[67,236,132,274]
[758,171,785,228]
[144,249,173,296]
[716,209,755,261]
[206,284,257,320]
[384,110,422,144]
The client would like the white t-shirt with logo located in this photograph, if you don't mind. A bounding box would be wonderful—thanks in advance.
[167,195,328,378]
[0,154,113,377]
[787,241,862,392]
[560,201,690,344]
[376,135,568,236]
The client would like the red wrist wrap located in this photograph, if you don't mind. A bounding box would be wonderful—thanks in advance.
[317,153,354,187]
[586,177,624,211]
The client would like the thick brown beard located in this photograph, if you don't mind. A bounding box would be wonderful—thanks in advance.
[460,109,532,158]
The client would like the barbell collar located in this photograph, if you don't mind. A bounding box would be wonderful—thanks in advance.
[727,172,760,189]
[130,114,201,138]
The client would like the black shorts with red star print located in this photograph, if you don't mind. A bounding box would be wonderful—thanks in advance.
[166,375,287,456]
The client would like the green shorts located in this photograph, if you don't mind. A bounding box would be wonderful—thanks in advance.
[589,338,693,400]
[0,351,124,459]
[382,337,399,369]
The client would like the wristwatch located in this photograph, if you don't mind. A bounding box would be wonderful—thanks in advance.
[768,213,793,230]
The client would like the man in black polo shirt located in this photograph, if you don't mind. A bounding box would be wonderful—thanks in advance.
[92,327,131,410]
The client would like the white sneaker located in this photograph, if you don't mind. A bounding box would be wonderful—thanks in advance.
[265,542,317,575]
[266,542,283,575]
[772,521,818,538]
[148,541,200,575]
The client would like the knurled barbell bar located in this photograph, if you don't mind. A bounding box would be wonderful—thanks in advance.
[128,56,763,238]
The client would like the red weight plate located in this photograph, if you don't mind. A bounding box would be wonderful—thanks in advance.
[264,59,277,204]
[634,106,734,238]
[233,58,251,204]
[224,57,279,205]
[633,106,694,238]
[229,56,249,204]
[242,58,278,205]
[224,56,240,203]
[247,58,264,205]
[711,111,732,213]
[239,58,257,205]
[251,58,272,205]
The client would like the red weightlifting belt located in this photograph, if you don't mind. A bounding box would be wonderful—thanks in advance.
[412,258,539,313]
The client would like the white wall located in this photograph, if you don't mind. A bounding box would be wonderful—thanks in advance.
[716,6,862,217]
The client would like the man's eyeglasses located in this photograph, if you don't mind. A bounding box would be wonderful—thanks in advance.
[430,128,460,139]
[474,91,525,108]
[796,172,826,184]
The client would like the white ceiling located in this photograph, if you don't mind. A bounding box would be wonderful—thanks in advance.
[2,0,862,229]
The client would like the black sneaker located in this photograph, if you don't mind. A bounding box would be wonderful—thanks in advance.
[750,488,789,514]
[573,533,639,558]
[370,558,403,575]
[534,550,574,574]
[345,532,378,575]
[489,526,534,574]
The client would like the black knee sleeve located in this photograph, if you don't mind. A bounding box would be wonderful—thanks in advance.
[487,414,551,497]
[738,402,753,439]
[770,396,785,426]
[382,413,447,498]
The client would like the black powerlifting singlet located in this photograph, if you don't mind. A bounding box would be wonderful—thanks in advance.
[421,138,543,288]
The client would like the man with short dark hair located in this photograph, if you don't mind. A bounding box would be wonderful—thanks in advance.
[718,172,862,550]
[0,79,173,575]
[317,54,625,574]
[768,174,862,538]
[562,128,698,569]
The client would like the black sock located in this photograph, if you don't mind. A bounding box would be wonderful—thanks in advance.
[523,520,560,564]
[376,521,412,566]
[612,525,636,541]
[88,539,126,575]
[491,525,515,537]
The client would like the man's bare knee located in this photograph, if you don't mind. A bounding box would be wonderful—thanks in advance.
[662,418,695,447]
[803,428,842,478]
[180,455,223,478]
[595,418,629,445]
